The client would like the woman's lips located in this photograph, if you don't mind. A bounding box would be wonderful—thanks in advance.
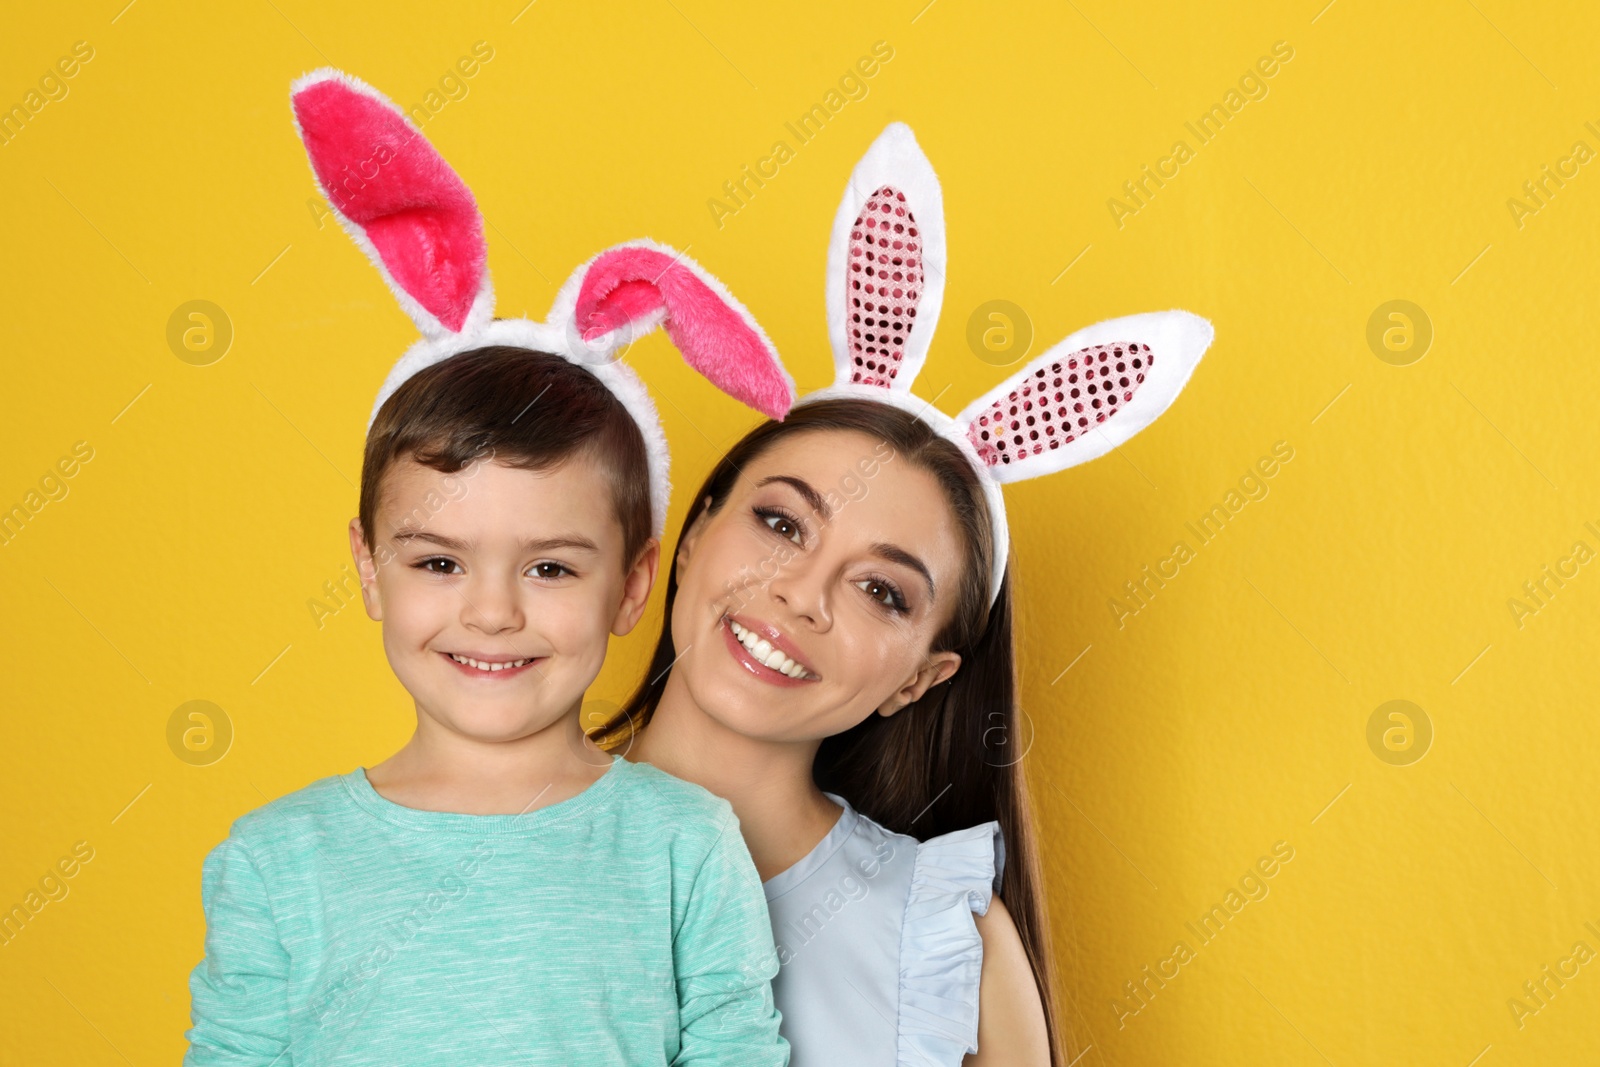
[719,616,818,688]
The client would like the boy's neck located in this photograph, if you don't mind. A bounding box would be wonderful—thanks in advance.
[366,708,613,817]
[626,673,842,883]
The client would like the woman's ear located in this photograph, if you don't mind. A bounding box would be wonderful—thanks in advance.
[674,495,715,573]
[347,518,383,621]
[877,650,962,717]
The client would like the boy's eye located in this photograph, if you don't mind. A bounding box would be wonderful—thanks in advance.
[417,557,461,576]
[530,561,570,580]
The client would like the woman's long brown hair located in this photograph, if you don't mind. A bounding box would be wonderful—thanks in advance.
[592,398,1066,1064]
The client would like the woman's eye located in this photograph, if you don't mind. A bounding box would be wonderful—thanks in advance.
[855,577,906,612]
[531,561,569,580]
[761,512,803,544]
[418,557,461,576]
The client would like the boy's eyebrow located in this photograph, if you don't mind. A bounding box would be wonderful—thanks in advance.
[390,529,601,554]
[754,475,936,599]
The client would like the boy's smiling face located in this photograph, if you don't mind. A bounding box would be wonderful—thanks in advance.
[349,451,657,744]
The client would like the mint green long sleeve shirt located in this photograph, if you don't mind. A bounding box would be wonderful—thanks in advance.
[183,754,789,1066]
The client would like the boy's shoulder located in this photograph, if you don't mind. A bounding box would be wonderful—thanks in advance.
[222,769,354,853]
[607,756,737,841]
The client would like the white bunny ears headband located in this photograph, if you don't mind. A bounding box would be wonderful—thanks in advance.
[800,124,1215,604]
[288,68,795,539]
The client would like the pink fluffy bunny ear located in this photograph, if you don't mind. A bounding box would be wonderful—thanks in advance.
[290,67,493,341]
[564,240,796,420]
[826,123,947,392]
[956,311,1214,484]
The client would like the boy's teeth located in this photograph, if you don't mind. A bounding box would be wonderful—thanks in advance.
[727,619,813,679]
[449,653,530,672]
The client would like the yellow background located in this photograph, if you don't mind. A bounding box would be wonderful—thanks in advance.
[2,1,1597,1063]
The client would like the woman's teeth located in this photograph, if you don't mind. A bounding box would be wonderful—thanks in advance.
[727,619,816,680]
[449,653,532,672]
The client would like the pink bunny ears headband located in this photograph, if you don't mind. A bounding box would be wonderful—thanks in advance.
[288,67,795,539]
[800,124,1215,605]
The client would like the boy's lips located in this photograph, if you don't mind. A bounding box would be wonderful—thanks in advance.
[719,613,820,687]
[440,650,543,678]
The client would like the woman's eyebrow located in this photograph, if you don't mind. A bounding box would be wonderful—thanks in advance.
[872,542,935,599]
[755,475,830,519]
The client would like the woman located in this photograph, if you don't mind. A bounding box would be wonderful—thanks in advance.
[595,398,1059,1065]
[595,121,1209,1064]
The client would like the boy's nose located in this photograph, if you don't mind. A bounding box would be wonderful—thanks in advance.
[459,578,524,634]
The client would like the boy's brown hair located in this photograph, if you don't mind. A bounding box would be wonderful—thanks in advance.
[358,346,652,568]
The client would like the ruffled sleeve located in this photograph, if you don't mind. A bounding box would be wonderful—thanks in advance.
[895,821,1006,1066]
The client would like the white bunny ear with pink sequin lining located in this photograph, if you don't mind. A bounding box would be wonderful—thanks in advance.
[800,122,1213,605]
[824,122,946,392]
[955,311,1214,483]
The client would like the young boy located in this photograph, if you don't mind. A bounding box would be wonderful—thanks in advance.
[183,346,790,1065]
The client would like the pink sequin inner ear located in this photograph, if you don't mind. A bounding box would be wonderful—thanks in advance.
[967,343,1154,467]
[847,185,921,387]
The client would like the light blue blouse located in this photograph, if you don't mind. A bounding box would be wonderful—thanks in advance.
[762,792,1006,1067]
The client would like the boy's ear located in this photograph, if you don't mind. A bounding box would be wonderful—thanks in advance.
[674,495,714,575]
[347,518,384,621]
[876,651,961,718]
[612,538,661,637]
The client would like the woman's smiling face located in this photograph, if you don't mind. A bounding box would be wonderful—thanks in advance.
[668,428,968,744]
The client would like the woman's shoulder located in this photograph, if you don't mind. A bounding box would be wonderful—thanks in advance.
[793,798,1006,1065]
[893,817,1006,1064]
